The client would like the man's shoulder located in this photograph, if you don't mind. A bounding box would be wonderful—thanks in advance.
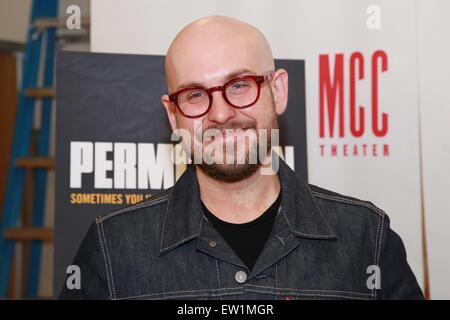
[305,184,390,252]
[96,188,172,224]
[307,183,386,220]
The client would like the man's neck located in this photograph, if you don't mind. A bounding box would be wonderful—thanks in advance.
[196,163,281,224]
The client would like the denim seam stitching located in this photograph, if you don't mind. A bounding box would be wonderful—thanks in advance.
[160,206,204,254]
[247,284,373,296]
[114,287,243,300]
[147,291,243,300]
[161,234,201,253]
[371,213,381,298]
[376,214,385,269]
[305,184,336,234]
[99,195,169,222]
[245,287,371,300]
[159,185,175,252]
[311,192,385,217]
[373,213,384,299]
[95,218,113,300]
[282,292,371,300]
[275,263,278,300]
[99,220,117,299]
[215,259,223,300]
[281,206,335,239]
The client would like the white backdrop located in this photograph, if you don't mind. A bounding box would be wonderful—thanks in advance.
[89,0,450,299]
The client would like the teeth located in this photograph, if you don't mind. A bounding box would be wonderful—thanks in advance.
[223,130,245,137]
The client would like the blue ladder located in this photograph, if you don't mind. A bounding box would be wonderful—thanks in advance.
[0,0,58,298]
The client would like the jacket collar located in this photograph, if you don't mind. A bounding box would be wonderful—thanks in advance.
[159,158,336,255]
[276,159,336,239]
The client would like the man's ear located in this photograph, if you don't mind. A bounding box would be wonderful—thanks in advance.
[161,94,178,131]
[271,69,288,116]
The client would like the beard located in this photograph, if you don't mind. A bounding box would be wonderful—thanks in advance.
[195,97,279,183]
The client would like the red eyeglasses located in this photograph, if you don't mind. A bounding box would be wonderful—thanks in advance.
[168,71,274,118]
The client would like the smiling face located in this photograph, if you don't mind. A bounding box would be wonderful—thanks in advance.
[162,16,288,182]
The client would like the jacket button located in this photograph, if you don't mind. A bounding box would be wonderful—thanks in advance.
[209,241,216,247]
[235,271,247,284]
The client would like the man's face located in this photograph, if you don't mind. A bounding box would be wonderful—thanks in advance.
[163,20,288,182]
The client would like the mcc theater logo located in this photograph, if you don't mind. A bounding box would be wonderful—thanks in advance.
[319,50,389,158]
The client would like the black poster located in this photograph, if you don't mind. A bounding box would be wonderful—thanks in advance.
[54,51,307,296]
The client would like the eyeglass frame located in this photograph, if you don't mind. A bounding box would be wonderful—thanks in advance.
[168,71,275,118]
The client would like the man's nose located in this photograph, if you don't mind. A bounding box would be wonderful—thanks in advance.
[207,90,236,124]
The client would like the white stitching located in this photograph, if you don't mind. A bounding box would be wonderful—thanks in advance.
[245,287,372,300]
[113,285,374,300]
[313,189,385,299]
[99,194,170,222]
[304,294,371,300]
[280,206,295,233]
[160,208,204,254]
[142,291,242,300]
[376,214,385,269]
[305,184,336,234]
[160,234,200,253]
[279,292,371,300]
[159,185,175,252]
[115,287,243,300]
[281,206,336,239]
[373,213,385,299]
[312,191,386,217]
[373,216,379,297]
[95,218,113,300]
[275,263,278,300]
[281,288,372,297]
[372,212,381,298]
[215,259,222,300]
[98,219,116,299]
[247,284,373,296]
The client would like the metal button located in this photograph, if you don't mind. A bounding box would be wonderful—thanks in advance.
[209,241,216,247]
[235,271,247,284]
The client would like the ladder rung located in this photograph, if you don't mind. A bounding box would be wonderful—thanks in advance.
[4,227,54,242]
[15,157,55,169]
[24,87,55,99]
[34,16,90,30]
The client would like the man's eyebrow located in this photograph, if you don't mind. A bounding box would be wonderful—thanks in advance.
[174,68,256,91]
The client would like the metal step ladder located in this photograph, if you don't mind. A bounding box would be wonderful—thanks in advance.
[0,0,58,299]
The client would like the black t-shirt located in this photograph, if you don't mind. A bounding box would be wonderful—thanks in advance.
[201,192,281,271]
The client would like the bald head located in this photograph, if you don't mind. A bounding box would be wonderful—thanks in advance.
[164,16,275,92]
[161,16,289,182]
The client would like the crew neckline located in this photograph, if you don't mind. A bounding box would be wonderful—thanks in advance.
[201,191,281,229]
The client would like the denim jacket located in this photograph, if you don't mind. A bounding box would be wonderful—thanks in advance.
[59,159,424,300]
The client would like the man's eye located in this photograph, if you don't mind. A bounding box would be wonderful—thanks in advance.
[188,91,205,99]
[231,81,250,90]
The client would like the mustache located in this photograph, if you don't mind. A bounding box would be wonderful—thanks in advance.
[203,120,257,134]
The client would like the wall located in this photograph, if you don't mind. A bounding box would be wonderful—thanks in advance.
[417,0,450,300]
[0,0,31,43]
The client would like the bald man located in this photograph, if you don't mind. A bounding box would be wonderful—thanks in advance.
[60,16,423,300]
